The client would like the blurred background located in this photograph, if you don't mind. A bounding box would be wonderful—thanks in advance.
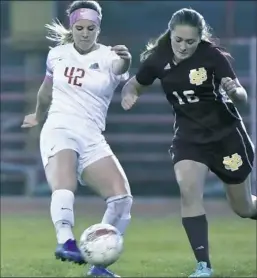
[1,0,256,197]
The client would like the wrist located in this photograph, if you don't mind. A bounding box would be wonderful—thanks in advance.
[229,87,247,103]
[35,110,42,121]
[121,57,131,68]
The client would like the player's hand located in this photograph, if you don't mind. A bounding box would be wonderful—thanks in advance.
[221,77,237,96]
[21,113,39,128]
[111,45,131,61]
[121,91,138,110]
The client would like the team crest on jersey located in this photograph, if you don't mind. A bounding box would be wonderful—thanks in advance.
[223,153,243,171]
[189,67,207,86]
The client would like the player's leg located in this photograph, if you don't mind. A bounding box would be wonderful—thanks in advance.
[40,128,85,264]
[81,155,132,236]
[45,150,77,242]
[174,160,213,277]
[224,175,257,219]
[223,124,256,219]
[79,141,132,277]
[171,141,213,277]
[211,123,256,220]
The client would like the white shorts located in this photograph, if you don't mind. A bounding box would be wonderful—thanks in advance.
[40,115,113,185]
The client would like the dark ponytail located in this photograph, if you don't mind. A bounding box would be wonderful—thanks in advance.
[140,30,170,62]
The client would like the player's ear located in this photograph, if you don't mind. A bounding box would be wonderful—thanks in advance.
[97,27,101,36]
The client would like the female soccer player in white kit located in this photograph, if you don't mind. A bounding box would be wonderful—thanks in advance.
[21,1,132,276]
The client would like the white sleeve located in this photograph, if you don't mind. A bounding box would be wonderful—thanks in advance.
[45,49,54,78]
[45,47,62,79]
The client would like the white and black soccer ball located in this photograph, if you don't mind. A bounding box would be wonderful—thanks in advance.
[79,223,123,267]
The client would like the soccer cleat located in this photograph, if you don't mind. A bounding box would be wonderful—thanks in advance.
[55,239,86,265]
[188,261,213,277]
[87,265,120,277]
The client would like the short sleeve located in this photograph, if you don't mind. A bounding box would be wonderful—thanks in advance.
[45,49,54,78]
[135,52,159,86]
[213,47,237,81]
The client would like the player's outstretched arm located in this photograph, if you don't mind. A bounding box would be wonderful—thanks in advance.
[35,77,53,121]
[121,76,148,110]
[21,77,53,128]
[121,45,158,110]
[111,45,132,75]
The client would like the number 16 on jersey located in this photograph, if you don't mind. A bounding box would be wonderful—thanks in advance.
[173,90,200,105]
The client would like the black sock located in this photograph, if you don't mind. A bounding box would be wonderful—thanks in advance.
[182,214,211,268]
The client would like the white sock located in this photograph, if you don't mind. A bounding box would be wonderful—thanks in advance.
[101,195,132,235]
[115,217,131,235]
[50,189,75,244]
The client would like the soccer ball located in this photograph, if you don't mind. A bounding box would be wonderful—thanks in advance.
[79,223,123,267]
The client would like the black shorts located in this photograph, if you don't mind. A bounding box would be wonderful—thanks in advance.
[170,122,255,184]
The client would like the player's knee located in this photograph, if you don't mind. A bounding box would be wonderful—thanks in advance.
[231,206,255,218]
[45,150,78,192]
[234,210,251,218]
[106,195,133,219]
[229,198,256,218]
[48,176,77,192]
[46,166,77,192]
[177,179,203,205]
[227,192,257,218]
[111,175,131,196]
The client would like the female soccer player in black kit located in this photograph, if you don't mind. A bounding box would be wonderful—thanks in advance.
[121,8,256,278]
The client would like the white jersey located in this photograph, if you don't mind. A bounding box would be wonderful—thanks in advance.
[45,43,129,131]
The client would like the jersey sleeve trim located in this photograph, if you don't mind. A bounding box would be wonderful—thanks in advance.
[46,66,53,78]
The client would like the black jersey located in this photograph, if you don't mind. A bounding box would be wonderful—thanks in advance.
[136,41,242,143]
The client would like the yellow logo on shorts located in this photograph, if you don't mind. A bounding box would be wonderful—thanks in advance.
[189,68,207,86]
[223,153,243,171]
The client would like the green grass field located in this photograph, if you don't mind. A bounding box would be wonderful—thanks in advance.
[1,212,256,277]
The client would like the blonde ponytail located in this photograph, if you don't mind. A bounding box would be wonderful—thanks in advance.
[45,19,73,46]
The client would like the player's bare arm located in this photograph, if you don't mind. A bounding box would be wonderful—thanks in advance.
[121,76,148,110]
[213,47,248,104]
[111,45,131,75]
[121,43,159,110]
[221,77,247,103]
[35,77,53,121]
[21,77,53,128]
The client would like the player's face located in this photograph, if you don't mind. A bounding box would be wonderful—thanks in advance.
[72,19,100,52]
[170,25,201,62]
